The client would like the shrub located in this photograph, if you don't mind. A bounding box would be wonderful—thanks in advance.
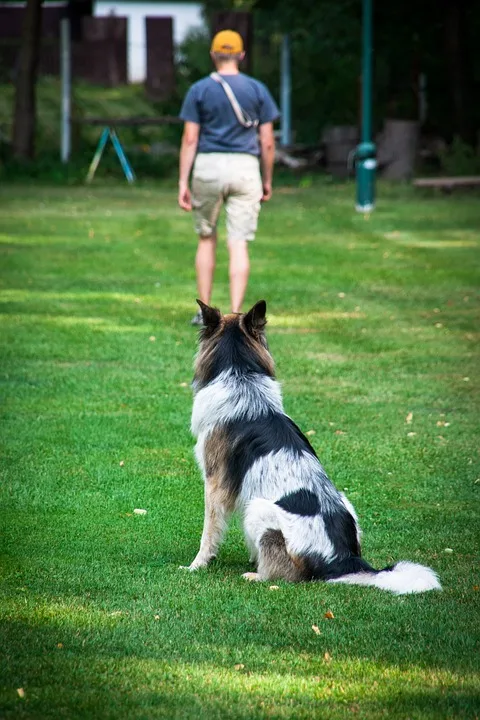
[439,136,480,176]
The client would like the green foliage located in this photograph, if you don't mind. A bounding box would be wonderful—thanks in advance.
[439,136,480,177]
[177,28,213,96]
[251,1,361,142]
[1,181,480,718]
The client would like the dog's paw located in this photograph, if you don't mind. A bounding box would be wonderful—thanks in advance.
[179,560,210,571]
[242,572,261,582]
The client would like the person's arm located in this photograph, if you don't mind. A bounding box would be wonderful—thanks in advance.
[258,122,275,202]
[178,121,200,211]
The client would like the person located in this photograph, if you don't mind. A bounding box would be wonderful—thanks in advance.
[178,29,280,324]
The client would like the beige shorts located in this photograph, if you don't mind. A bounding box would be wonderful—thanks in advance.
[192,153,263,242]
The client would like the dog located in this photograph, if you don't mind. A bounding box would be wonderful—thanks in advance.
[183,299,441,594]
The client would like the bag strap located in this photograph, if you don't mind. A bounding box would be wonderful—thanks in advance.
[210,72,259,129]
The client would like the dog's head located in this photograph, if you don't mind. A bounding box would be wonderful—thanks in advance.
[193,300,275,388]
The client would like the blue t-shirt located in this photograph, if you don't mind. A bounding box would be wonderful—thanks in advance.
[179,73,280,156]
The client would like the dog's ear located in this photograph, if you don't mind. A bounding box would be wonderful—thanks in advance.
[197,299,221,330]
[244,300,267,335]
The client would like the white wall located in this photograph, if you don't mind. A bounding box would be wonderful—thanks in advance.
[93,1,205,82]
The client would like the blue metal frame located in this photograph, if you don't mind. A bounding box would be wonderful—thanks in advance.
[86,127,135,184]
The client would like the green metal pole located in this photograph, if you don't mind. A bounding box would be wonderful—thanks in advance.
[361,0,372,144]
[355,0,376,212]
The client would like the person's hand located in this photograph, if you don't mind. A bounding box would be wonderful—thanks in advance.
[178,183,192,211]
[261,182,272,202]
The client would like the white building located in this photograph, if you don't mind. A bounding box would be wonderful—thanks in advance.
[93,1,205,83]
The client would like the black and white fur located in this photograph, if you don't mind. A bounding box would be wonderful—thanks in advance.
[182,300,441,595]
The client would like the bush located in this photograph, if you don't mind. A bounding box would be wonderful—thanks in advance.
[439,136,480,176]
[176,29,212,98]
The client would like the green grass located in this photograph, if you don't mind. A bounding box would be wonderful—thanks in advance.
[1,179,479,719]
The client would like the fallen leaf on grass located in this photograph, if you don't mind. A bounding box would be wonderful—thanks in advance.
[306,430,316,436]
[119,460,125,467]
[57,643,63,649]
[269,585,280,591]
[133,508,147,515]
[312,625,321,635]
[407,432,416,437]
[179,382,188,388]
[17,688,25,699]
[149,336,156,342]
[234,664,245,671]
[405,412,413,424]
[324,610,335,619]
[324,652,332,662]
[444,548,454,554]
[335,430,346,435]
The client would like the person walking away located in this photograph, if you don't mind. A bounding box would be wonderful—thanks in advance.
[178,30,280,323]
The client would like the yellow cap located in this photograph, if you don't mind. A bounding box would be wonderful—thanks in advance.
[210,30,244,54]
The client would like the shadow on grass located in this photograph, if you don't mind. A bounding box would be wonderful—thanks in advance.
[1,618,477,720]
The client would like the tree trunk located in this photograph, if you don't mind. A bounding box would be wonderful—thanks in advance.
[12,0,43,160]
[443,0,472,143]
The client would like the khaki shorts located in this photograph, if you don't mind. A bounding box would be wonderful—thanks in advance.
[192,153,263,242]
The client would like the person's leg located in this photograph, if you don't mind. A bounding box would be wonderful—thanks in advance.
[225,155,263,313]
[191,154,223,318]
[195,233,217,305]
[228,240,250,313]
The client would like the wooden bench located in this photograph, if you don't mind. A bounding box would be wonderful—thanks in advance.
[413,176,480,190]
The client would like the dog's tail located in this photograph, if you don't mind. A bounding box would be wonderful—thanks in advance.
[325,558,441,595]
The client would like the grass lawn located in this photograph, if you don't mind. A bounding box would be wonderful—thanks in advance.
[0,178,479,719]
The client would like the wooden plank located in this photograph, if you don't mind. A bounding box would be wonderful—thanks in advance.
[146,17,175,101]
[80,17,127,86]
[75,116,181,126]
[413,176,480,188]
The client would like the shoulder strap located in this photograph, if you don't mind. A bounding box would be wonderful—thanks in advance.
[210,72,259,129]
